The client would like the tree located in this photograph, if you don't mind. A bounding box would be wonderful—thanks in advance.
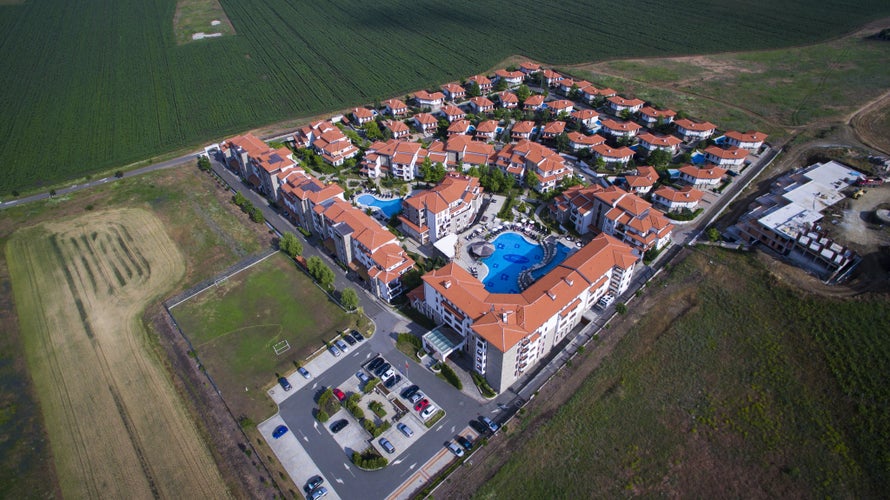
[340,288,359,310]
[648,149,672,169]
[707,227,721,242]
[516,84,531,103]
[468,81,481,98]
[526,171,540,191]
[555,132,570,152]
[279,232,303,258]
[495,79,508,92]
[306,256,335,290]
[363,121,384,141]
[197,156,211,171]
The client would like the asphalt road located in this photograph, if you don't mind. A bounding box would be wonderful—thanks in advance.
[0,152,201,210]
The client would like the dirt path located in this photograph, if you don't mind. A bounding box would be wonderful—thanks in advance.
[6,209,229,499]
[849,89,890,155]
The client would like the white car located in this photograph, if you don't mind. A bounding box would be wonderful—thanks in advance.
[409,391,425,404]
[446,441,464,457]
[420,404,438,420]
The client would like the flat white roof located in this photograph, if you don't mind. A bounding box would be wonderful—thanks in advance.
[433,233,459,259]
[757,202,821,239]
[783,179,845,211]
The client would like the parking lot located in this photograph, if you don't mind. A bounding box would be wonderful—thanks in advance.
[260,328,500,499]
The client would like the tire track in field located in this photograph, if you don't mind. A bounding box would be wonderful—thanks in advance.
[19,238,102,497]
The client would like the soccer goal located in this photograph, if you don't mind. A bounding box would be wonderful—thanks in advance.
[273,340,290,356]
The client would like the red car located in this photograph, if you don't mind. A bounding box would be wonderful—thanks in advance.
[414,398,429,412]
[333,388,346,402]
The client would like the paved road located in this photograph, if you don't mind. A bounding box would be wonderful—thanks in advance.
[0,152,201,210]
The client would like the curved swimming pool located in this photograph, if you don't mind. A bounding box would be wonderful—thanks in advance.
[481,232,572,294]
[357,194,403,218]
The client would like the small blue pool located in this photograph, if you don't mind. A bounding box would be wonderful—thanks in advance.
[713,135,727,145]
[691,152,706,165]
[481,232,573,294]
[357,194,403,218]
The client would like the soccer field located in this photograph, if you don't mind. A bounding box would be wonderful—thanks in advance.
[171,251,353,418]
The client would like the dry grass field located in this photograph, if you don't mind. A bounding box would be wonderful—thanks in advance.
[6,208,229,498]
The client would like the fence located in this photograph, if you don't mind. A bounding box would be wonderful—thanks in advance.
[165,248,278,309]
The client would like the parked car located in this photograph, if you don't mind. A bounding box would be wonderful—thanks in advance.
[374,363,391,378]
[401,385,419,399]
[456,435,473,450]
[380,368,395,381]
[272,425,288,439]
[378,437,396,454]
[414,399,430,412]
[420,405,438,420]
[409,392,425,404]
[278,377,292,391]
[329,344,341,357]
[356,371,370,385]
[480,416,499,433]
[332,388,346,402]
[351,330,365,342]
[368,357,384,372]
[298,367,311,379]
[330,419,349,433]
[397,423,414,438]
[307,486,328,500]
[446,441,465,458]
[335,339,349,352]
[342,334,356,346]
[304,475,323,493]
[384,374,401,388]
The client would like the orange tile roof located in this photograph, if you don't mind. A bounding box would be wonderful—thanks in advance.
[448,120,472,134]
[467,74,492,86]
[383,98,407,110]
[442,105,465,117]
[601,118,642,133]
[675,118,716,132]
[441,83,465,94]
[415,90,445,101]
[470,96,494,108]
[567,131,605,146]
[640,106,676,119]
[352,107,374,119]
[548,99,573,110]
[524,95,545,106]
[639,133,682,147]
[679,165,727,180]
[654,185,704,203]
[571,109,598,120]
[512,121,535,134]
[414,112,438,125]
[593,144,634,159]
[475,119,499,133]
[520,62,540,71]
[724,130,767,143]
[542,121,566,135]
[607,96,645,107]
[704,145,748,159]
[495,69,523,79]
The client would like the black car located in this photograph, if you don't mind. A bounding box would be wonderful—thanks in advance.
[384,374,402,388]
[456,435,473,451]
[401,385,419,399]
[278,377,292,391]
[351,330,365,342]
[374,362,391,378]
[342,334,356,346]
[304,475,324,493]
[330,419,349,433]
[368,357,384,372]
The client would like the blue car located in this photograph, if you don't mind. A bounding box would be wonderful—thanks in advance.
[272,425,288,439]
[278,377,292,391]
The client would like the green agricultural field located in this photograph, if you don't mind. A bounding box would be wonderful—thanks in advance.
[1,0,889,195]
[170,251,352,418]
[477,248,890,498]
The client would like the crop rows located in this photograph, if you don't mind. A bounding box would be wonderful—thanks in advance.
[0,0,888,193]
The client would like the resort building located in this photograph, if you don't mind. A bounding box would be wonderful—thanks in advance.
[734,160,862,280]
[541,69,561,87]
[413,113,438,135]
[494,69,524,87]
[600,118,642,139]
[447,119,472,136]
[622,165,659,195]
[540,121,566,140]
[360,139,445,181]
[592,144,635,165]
[566,131,605,152]
[511,120,536,141]
[678,165,727,188]
[399,173,483,244]
[607,96,645,115]
[441,83,466,101]
[550,185,673,254]
[440,104,466,123]
[674,119,717,141]
[724,130,768,150]
[466,74,493,93]
[639,106,676,127]
[444,135,494,170]
[220,133,297,200]
[704,145,748,170]
[469,96,495,114]
[474,120,500,141]
[351,107,375,126]
[638,133,682,154]
[523,94,545,111]
[495,140,570,192]
[652,185,704,212]
[383,119,410,139]
[293,120,358,166]
[279,169,345,231]
[316,198,415,302]
[409,233,638,392]
[414,90,445,109]
[519,62,540,75]
[547,99,575,115]
[571,109,599,129]
[496,91,519,109]
[382,98,408,117]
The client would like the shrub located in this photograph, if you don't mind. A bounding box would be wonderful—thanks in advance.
[369,401,387,418]
[439,362,463,390]
[318,388,340,415]
[316,409,329,423]
[279,232,303,257]
[362,419,391,438]
[471,372,497,398]
[615,303,627,315]
[340,288,359,310]
[362,378,380,394]
[351,448,388,470]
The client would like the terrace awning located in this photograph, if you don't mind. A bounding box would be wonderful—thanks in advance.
[422,326,465,361]
[469,241,495,258]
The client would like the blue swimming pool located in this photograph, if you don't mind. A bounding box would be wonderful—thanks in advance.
[691,152,706,165]
[481,232,573,294]
[357,194,403,218]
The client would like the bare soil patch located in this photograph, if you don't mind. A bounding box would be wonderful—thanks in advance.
[6,208,228,498]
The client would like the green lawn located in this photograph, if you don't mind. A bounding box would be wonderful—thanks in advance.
[569,32,890,138]
[170,252,353,418]
[477,248,890,498]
